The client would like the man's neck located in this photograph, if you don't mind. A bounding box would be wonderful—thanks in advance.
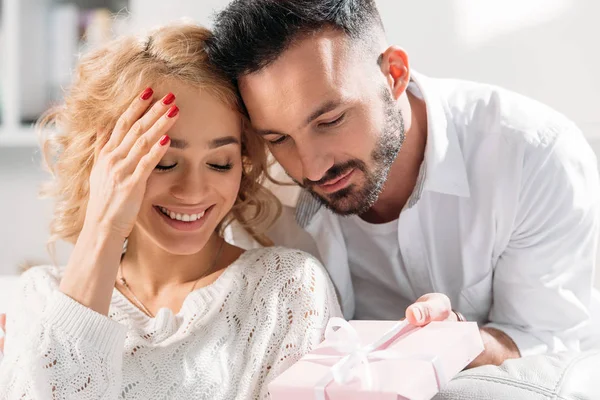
[360,91,428,224]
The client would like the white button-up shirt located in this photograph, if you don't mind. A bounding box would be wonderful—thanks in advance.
[229,71,600,357]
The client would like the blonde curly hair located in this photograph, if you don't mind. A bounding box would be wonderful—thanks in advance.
[38,23,280,252]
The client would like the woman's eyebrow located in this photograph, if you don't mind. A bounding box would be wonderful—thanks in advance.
[169,138,189,149]
[209,136,240,149]
[168,136,240,149]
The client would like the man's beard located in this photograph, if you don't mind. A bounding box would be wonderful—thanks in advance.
[300,88,406,215]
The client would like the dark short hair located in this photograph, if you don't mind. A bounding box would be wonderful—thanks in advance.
[207,0,384,83]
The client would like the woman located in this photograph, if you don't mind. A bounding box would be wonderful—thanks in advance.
[0,24,340,399]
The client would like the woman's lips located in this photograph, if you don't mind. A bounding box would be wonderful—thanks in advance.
[154,205,214,232]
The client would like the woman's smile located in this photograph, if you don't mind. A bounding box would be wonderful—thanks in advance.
[153,204,215,232]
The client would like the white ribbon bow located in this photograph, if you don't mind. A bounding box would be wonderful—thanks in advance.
[312,317,445,400]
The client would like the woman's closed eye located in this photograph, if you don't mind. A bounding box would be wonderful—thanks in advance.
[155,162,233,172]
[155,163,177,171]
[208,162,233,172]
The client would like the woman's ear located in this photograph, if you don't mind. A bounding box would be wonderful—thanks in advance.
[379,46,410,100]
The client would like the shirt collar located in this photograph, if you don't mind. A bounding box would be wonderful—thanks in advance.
[409,71,471,198]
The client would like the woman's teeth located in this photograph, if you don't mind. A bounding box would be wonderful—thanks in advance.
[159,207,205,222]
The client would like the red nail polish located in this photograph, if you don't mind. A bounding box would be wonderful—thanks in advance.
[159,135,170,146]
[140,87,153,100]
[167,105,179,118]
[163,93,175,105]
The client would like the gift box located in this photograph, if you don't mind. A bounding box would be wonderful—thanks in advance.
[269,318,484,400]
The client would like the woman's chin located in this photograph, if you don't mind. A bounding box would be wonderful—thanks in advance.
[139,226,213,256]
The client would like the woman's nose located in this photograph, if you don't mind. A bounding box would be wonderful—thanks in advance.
[170,170,209,202]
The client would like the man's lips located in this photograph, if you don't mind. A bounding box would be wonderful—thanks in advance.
[317,169,355,194]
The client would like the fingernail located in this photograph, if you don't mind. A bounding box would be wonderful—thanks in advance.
[140,87,153,100]
[166,105,179,118]
[162,92,175,105]
[413,307,423,322]
[159,135,170,146]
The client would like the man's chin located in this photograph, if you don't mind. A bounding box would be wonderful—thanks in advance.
[308,186,374,216]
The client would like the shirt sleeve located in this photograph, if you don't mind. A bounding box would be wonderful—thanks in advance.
[487,126,600,357]
[255,249,342,399]
[0,267,127,399]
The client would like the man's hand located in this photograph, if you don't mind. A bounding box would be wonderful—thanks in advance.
[405,293,520,368]
[405,293,458,325]
[0,313,5,354]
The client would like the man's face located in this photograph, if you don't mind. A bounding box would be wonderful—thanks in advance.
[238,29,405,215]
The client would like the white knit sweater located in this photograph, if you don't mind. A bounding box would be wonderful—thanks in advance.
[0,247,341,399]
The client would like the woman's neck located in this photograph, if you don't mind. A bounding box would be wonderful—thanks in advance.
[120,230,224,297]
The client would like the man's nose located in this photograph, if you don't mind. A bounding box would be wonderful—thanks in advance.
[296,142,334,183]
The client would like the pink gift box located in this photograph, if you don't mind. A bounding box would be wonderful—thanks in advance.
[269,319,484,400]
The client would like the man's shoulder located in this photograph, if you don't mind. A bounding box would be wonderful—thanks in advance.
[432,76,587,158]
[440,77,567,129]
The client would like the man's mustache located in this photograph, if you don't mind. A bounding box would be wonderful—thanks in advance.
[303,160,365,188]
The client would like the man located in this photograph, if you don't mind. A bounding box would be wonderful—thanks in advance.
[207,0,600,355]
[208,0,600,396]
[210,0,600,394]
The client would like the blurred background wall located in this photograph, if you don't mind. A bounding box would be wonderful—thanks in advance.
[1,1,599,289]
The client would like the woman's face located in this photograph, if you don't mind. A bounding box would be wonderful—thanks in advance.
[134,80,243,255]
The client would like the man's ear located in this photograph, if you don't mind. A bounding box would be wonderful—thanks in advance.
[380,46,410,100]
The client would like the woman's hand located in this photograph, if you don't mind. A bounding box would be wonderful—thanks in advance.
[85,88,178,240]
[59,88,179,315]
